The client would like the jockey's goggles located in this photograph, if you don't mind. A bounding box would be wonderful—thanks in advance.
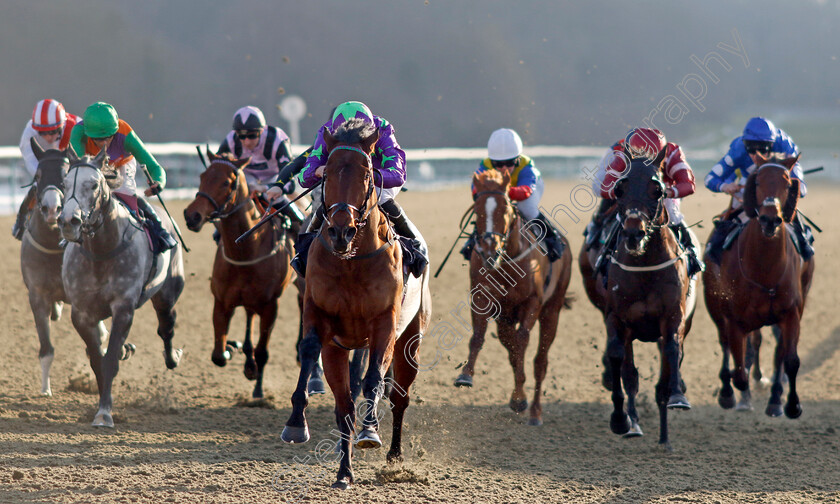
[744,141,772,156]
[491,156,519,169]
[38,128,62,137]
[236,130,261,140]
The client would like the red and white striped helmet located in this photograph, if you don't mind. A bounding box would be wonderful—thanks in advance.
[31,99,67,132]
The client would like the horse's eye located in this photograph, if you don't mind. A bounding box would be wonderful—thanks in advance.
[230,179,237,189]
[614,184,625,199]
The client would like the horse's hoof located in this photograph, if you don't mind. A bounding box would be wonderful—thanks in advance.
[120,343,136,361]
[735,398,754,412]
[92,411,114,428]
[659,441,674,453]
[165,348,182,369]
[244,363,258,381]
[252,388,264,400]
[610,411,631,435]
[281,424,310,444]
[755,376,772,391]
[667,394,691,410]
[623,421,643,438]
[331,478,351,490]
[765,402,783,418]
[386,451,404,464]
[509,398,528,413]
[307,376,326,395]
[226,341,243,353]
[784,402,802,419]
[355,428,382,449]
[718,390,736,410]
[454,374,473,387]
[212,353,228,367]
[527,417,543,427]
[41,388,52,397]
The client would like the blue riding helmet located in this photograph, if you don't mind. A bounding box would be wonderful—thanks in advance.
[742,117,778,143]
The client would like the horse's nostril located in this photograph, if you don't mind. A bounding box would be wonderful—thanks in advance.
[70,216,81,226]
[343,228,356,243]
[327,228,338,241]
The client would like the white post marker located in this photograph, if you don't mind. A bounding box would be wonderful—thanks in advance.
[279,95,307,145]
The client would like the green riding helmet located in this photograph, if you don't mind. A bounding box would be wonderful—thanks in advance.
[330,101,374,132]
[83,102,120,138]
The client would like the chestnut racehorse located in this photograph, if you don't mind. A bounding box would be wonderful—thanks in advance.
[582,157,697,450]
[453,169,572,426]
[280,118,431,490]
[184,151,299,399]
[703,156,815,418]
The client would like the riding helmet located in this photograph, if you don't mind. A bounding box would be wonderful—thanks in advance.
[233,106,266,132]
[330,101,374,132]
[487,128,523,160]
[31,99,67,132]
[83,102,120,138]
[742,117,778,143]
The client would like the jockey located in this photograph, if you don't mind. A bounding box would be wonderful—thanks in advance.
[69,102,177,254]
[287,100,429,278]
[588,127,704,277]
[13,99,81,240]
[460,128,566,262]
[704,116,813,262]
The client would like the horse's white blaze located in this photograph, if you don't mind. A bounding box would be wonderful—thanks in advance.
[41,190,63,223]
[485,197,497,236]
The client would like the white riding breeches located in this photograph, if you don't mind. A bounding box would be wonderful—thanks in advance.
[515,177,544,221]
[114,158,138,197]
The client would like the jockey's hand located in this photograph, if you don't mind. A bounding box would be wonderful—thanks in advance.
[145,183,162,197]
[264,185,285,202]
[665,187,676,198]
[315,166,325,178]
[721,182,743,195]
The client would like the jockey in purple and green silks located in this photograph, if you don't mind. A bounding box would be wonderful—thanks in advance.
[289,101,428,278]
[69,102,176,253]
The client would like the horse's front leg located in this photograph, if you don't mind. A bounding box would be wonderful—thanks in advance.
[28,291,55,396]
[71,309,105,395]
[357,319,397,449]
[776,313,802,419]
[662,324,690,410]
[242,309,257,380]
[605,314,631,435]
[321,344,355,489]
[251,301,278,399]
[211,299,235,367]
[281,327,321,444]
[151,288,182,370]
[454,307,490,388]
[94,302,135,428]
[621,342,643,437]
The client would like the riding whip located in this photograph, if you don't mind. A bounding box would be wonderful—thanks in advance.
[140,164,191,252]
[434,206,476,278]
[196,145,208,169]
[235,179,322,244]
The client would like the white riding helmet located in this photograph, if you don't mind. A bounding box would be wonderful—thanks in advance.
[487,128,523,160]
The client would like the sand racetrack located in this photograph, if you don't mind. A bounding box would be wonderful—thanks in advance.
[1,179,839,503]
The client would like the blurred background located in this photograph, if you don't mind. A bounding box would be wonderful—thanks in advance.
[1,0,838,203]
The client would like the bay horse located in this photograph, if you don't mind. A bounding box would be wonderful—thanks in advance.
[280,118,432,490]
[587,156,697,450]
[453,169,572,426]
[20,140,115,396]
[57,149,184,427]
[703,156,814,417]
[183,151,299,399]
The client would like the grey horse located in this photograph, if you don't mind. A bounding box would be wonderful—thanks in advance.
[20,140,112,396]
[57,149,184,427]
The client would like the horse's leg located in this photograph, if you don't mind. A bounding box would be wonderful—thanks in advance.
[93,302,135,428]
[605,316,631,435]
[455,312,489,388]
[529,305,561,426]
[621,342,643,437]
[28,291,55,396]
[320,344,355,489]
[151,290,182,370]
[71,309,104,391]
[715,319,736,409]
[777,313,802,419]
[242,309,257,380]
[281,327,321,444]
[663,326,690,410]
[251,301,278,399]
[497,320,528,413]
[348,349,368,402]
[729,327,750,408]
[770,325,788,385]
[356,320,397,448]
[654,365,672,451]
[386,330,422,463]
[211,299,236,367]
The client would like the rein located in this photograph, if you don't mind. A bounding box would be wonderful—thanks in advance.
[195,160,254,221]
[220,237,285,266]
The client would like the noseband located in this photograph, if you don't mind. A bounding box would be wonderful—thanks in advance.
[473,190,515,256]
[321,145,376,230]
[618,177,666,236]
[64,163,108,236]
[194,160,253,221]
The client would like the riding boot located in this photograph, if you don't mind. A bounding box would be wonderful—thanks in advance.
[380,199,429,278]
[136,197,178,254]
[672,221,704,276]
[290,205,324,277]
[534,212,565,262]
[584,198,615,250]
[705,217,736,265]
[792,211,815,260]
[12,185,37,240]
[276,198,305,236]
[460,234,476,261]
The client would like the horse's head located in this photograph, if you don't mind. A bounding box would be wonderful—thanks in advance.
[184,150,251,231]
[743,156,800,238]
[30,137,72,226]
[471,169,515,268]
[613,156,667,255]
[57,149,115,243]
[321,118,379,256]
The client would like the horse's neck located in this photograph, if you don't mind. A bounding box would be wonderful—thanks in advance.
[217,194,261,252]
[83,197,126,254]
[740,220,790,275]
[28,210,62,245]
[505,215,528,258]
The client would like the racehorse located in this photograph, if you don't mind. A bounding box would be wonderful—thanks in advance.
[20,140,113,396]
[583,156,697,450]
[703,156,814,418]
[453,169,573,426]
[280,118,432,489]
[183,151,298,399]
[57,149,184,427]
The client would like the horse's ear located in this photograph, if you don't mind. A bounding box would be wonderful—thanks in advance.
[92,148,108,169]
[783,178,800,223]
[501,170,512,187]
[235,157,251,169]
[206,147,217,163]
[65,143,79,162]
[324,128,336,153]
[780,154,800,171]
[361,128,380,155]
[30,137,46,160]
[742,173,758,218]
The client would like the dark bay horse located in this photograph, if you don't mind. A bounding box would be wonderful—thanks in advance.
[58,150,184,427]
[280,119,432,489]
[585,157,697,450]
[703,157,814,417]
[453,169,572,426]
[184,151,298,399]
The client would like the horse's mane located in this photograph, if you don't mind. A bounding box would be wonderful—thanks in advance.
[74,154,122,190]
[332,117,376,144]
[215,151,238,163]
[474,168,509,191]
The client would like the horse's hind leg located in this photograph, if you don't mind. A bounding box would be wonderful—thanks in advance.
[605,318,631,435]
[348,349,368,402]
[455,311,489,388]
[152,281,183,370]
[241,309,257,381]
[281,328,321,444]
[251,301,279,399]
[529,310,560,426]
[29,292,55,396]
[387,331,422,463]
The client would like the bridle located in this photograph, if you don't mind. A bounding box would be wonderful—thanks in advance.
[321,145,377,231]
[616,174,667,239]
[472,189,516,261]
[64,162,109,237]
[35,156,69,214]
[194,160,253,221]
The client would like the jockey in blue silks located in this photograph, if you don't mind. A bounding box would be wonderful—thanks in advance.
[704,116,813,262]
